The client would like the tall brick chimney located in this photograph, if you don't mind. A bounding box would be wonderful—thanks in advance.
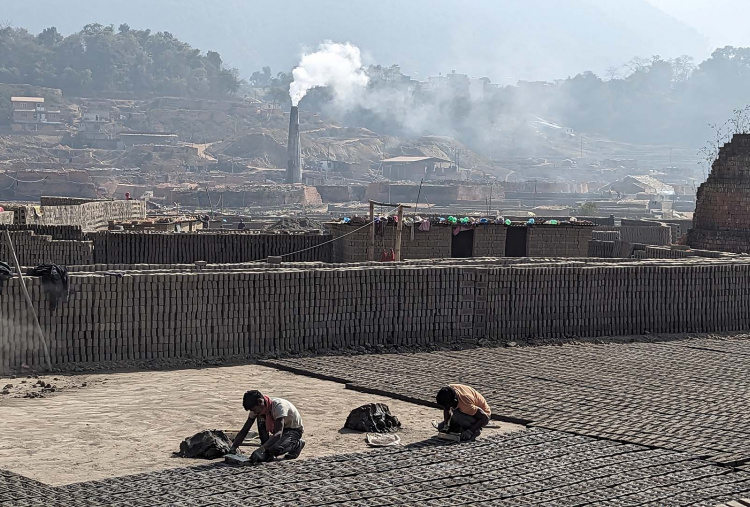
[286,106,301,184]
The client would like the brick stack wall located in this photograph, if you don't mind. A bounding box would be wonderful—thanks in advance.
[643,246,689,259]
[592,230,621,241]
[89,231,332,264]
[0,231,94,266]
[39,197,108,206]
[4,258,750,372]
[619,226,672,246]
[330,223,452,262]
[689,134,750,252]
[588,240,617,257]
[332,223,592,261]
[0,225,85,240]
[473,226,507,257]
[11,200,146,231]
[526,226,592,257]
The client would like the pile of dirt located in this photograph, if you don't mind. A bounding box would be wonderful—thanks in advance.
[176,430,235,459]
[264,217,325,232]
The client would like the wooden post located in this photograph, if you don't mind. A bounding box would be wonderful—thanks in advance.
[4,230,52,372]
[395,204,404,262]
[369,200,375,262]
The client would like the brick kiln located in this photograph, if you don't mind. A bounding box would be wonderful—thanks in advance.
[689,133,750,252]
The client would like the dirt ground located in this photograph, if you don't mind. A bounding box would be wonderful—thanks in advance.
[0,365,523,486]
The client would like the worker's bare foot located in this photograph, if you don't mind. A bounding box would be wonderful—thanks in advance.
[285,439,305,459]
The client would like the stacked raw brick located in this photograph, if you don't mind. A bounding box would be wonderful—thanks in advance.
[526,226,592,257]
[619,225,672,246]
[330,223,452,262]
[89,231,332,264]
[592,231,620,241]
[4,259,750,372]
[0,225,85,240]
[0,231,94,265]
[11,200,145,231]
[0,211,13,224]
[689,134,750,252]
[473,226,507,257]
[331,223,593,261]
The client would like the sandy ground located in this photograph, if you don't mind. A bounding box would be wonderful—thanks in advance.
[0,365,523,486]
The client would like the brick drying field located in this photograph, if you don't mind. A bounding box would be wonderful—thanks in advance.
[6,429,750,506]
[267,337,750,467]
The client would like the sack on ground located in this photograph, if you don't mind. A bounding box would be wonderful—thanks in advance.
[344,403,401,433]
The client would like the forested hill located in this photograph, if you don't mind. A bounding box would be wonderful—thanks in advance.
[0,24,240,98]
[3,0,708,83]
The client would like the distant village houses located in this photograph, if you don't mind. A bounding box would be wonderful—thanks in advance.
[11,96,63,132]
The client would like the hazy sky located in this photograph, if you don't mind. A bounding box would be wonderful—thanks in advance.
[648,0,750,49]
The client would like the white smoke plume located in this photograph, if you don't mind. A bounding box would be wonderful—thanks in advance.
[289,41,369,106]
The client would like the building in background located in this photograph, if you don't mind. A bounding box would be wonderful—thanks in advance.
[11,96,63,132]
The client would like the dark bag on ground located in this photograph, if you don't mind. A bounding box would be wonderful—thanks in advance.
[344,403,401,433]
[176,430,234,459]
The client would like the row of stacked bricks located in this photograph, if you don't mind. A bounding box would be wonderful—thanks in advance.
[619,226,672,246]
[331,224,453,262]
[0,225,85,241]
[0,231,94,266]
[592,231,621,241]
[527,227,591,257]
[90,232,332,264]
[588,240,617,257]
[644,246,690,259]
[4,261,750,371]
[277,266,465,351]
[482,262,749,340]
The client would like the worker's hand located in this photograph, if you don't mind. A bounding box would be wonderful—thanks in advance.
[460,430,474,442]
[436,421,447,432]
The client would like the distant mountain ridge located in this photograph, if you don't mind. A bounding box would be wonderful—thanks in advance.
[3,0,709,82]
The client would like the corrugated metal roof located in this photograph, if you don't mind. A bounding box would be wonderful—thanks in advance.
[381,156,451,163]
[628,175,674,194]
[11,97,44,102]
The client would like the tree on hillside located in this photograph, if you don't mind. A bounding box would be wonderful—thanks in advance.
[0,24,241,98]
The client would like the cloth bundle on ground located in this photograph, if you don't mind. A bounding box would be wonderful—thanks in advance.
[176,430,236,459]
[344,403,401,433]
[26,264,69,310]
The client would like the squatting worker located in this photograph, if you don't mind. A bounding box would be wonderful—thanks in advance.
[229,390,305,462]
[436,384,491,441]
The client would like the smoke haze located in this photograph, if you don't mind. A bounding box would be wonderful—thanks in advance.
[290,42,369,106]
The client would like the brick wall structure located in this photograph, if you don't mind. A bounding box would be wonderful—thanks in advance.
[0,231,94,266]
[8,200,146,231]
[3,257,750,373]
[689,134,750,252]
[331,223,592,261]
[527,226,592,257]
[89,231,332,264]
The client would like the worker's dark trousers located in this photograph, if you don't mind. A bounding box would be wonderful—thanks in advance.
[258,419,304,460]
[450,410,484,434]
